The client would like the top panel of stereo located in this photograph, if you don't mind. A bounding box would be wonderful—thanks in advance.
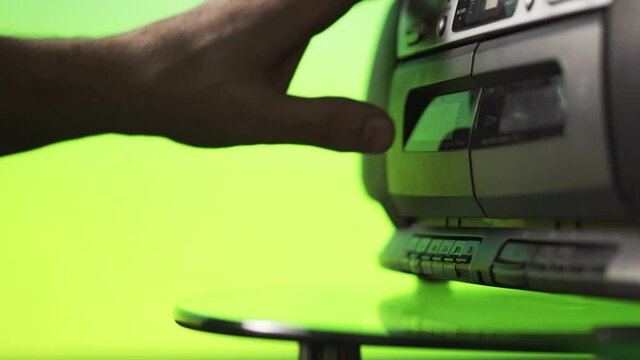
[398,0,614,59]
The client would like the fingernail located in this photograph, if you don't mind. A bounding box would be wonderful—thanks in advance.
[363,116,394,153]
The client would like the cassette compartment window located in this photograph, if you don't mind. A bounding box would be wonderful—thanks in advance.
[471,76,567,148]
[405,89,480,152]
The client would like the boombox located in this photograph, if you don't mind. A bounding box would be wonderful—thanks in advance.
[364,0,640,299]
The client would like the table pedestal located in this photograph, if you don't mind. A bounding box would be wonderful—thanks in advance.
[299,342,360,360]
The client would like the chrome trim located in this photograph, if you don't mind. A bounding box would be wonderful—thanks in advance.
[398,0,614,58]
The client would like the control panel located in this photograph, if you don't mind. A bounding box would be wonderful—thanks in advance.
[382,229,623,298]
[398,0,614,58]
[400,236,481,281]
[492,241,616,294]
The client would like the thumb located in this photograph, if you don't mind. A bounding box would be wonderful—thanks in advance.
[263,96,395,153]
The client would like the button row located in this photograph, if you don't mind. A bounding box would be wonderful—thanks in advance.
[496,241,615,271]
[402,237,481,279]
[492,241,616,292]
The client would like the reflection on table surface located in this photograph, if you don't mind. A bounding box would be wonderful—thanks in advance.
[176,280,640,356]
[381,281,640,334]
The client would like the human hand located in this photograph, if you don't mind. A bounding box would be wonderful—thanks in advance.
[115,0,395,153]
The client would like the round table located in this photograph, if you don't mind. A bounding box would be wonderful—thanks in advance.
[175,281,640,360]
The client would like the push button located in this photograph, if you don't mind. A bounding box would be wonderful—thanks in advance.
[488,241,616,294]
[530,245,556,268]
[492,263,527,288]
[412,238,483,279]
[444,241,466,262]
[456,241,480,264]
[426,239,443,256]
[443,262,458,278]
[420,257,434,275]
[415,237,432,255]
[456,263,472,280]
[404,236,421,253]
[431,261,446,277]
[498,242,539,264]
[409,255,422,274]
[432,240,455,262]
[550,245,577,269]
[569,247,615,272]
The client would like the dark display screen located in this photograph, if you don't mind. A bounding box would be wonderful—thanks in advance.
[405,89,480,152]
[471,76,567,148]
[453,0,518,32]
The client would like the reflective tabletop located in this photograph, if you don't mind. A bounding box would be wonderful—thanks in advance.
[175,281,640,359]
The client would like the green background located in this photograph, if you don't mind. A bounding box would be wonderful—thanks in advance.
[0,1,593,359]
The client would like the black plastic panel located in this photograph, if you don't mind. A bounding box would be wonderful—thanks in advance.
[472,76,566,149]
[470,14,626,219]
[379,226,640,299]
[453,0,519,32]
[492,241,616,292]
[385,44,485,218]
[605,0,640,226]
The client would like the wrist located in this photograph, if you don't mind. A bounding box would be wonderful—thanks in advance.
[63,36,150,138]
[8,36,147,140]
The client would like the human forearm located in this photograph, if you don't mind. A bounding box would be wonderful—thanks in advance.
[0,0,395,157]
[0,36,142,155]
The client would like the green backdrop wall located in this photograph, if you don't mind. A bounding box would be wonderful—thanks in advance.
[0,1,416,358]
